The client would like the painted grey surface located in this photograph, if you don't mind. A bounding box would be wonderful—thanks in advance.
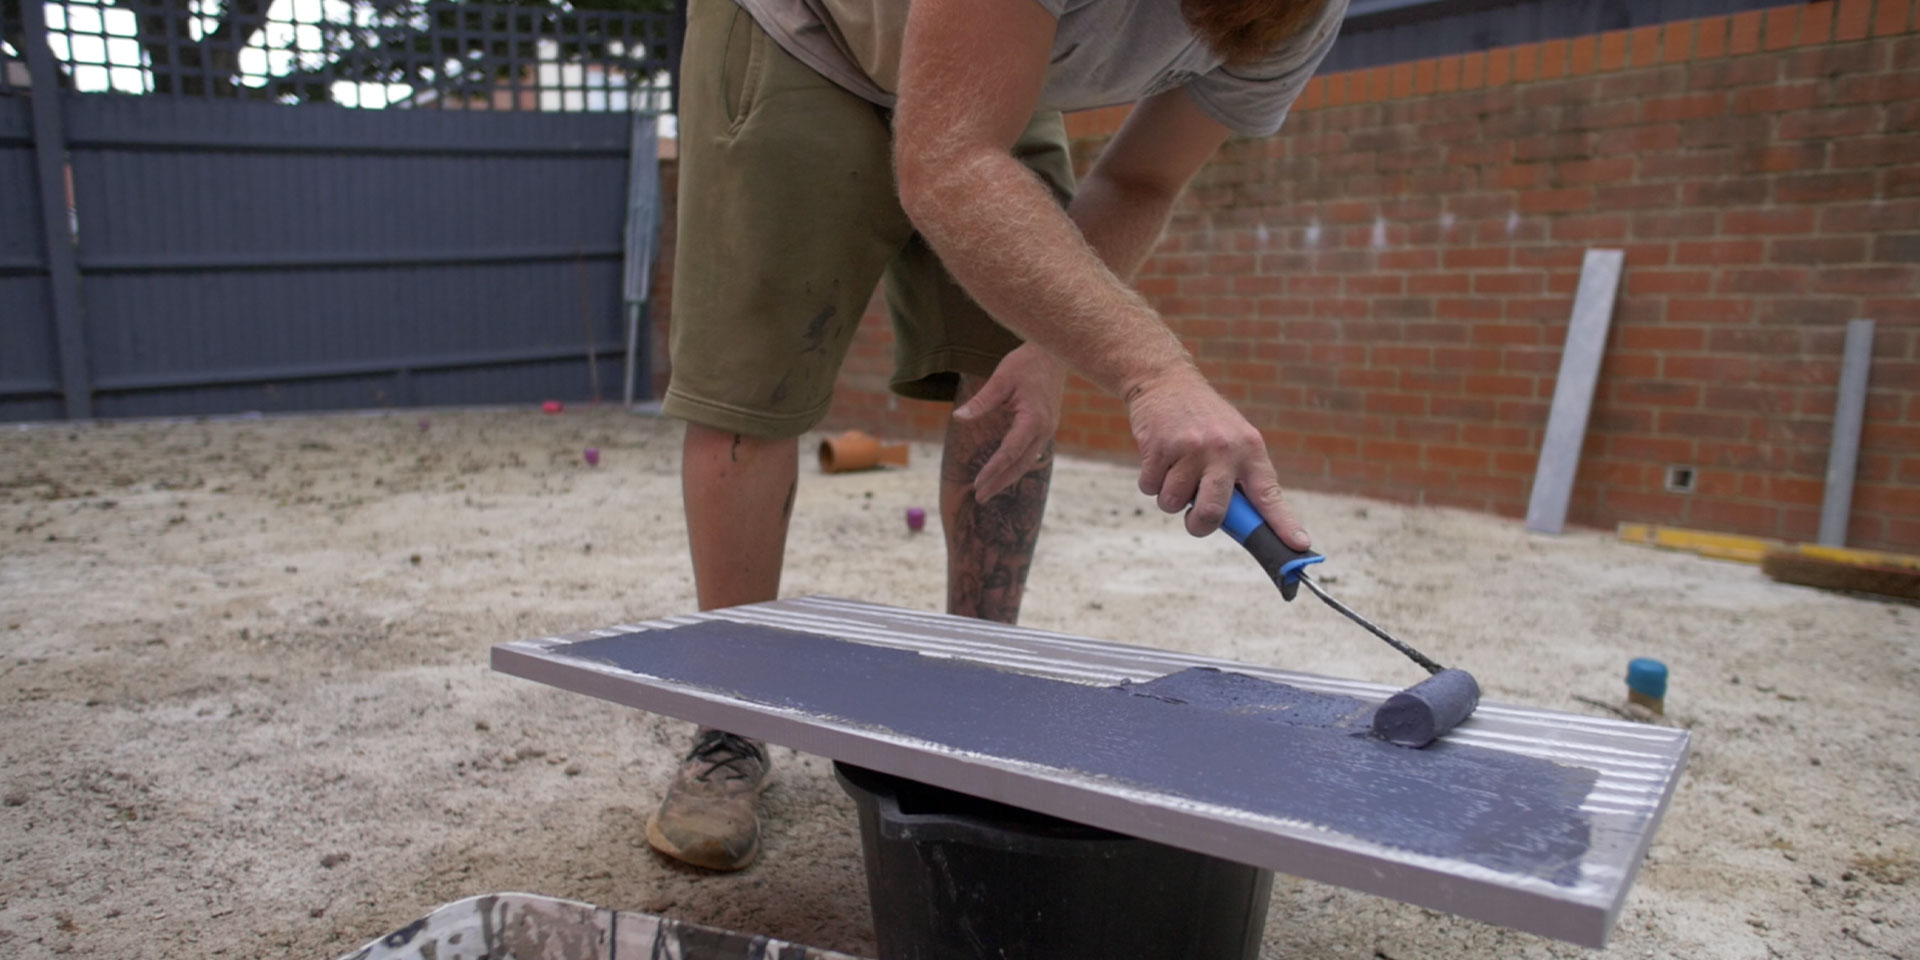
[1330,0,1788,73]
[1526,249,1624,535]
[1818,319,1875,547]
[0,95,64,423]
[51,95,629,420]
[493,596,1691,947]
[569,624,1597,883]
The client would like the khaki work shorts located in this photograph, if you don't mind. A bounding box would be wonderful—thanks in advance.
[663,0,1077,438]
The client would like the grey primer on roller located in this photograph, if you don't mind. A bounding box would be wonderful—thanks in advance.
[558,621,1598,885]
[1371,668,1483,748]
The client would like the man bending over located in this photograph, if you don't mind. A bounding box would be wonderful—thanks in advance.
[652,0,1343,870]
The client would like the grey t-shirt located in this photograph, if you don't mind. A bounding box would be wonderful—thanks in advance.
[734,0,1346,137]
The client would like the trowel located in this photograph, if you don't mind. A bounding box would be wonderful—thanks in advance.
[1217,489,1480,747]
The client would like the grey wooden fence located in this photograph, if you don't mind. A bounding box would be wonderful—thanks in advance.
[0,0,677,422]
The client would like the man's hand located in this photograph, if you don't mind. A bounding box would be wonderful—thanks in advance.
[1128,365,1310,547]
[953,343,1068,502]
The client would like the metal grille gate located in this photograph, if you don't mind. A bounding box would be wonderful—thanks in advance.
[0,0,677,422]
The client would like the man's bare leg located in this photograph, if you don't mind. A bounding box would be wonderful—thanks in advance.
[682,423,798,611]
[942,373,1053,624]
[647,421,794,871]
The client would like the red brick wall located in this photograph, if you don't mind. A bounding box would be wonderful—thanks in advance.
[660,0,1920,552]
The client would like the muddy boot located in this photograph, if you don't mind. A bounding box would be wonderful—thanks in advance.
[645,729,771,871]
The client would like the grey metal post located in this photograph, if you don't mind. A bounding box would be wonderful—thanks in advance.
[1525,249,1624,535]
[1817,319,1875,547]
[21,0,92,420]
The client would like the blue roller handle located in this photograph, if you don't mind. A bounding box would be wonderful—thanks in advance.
[1222,488,1323,601]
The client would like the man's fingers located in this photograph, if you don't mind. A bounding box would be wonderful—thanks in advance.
[1154,459,1202,516]
[1184,470,1236,537]
[953,375,1011,421]
[1246,475,1310,550]
[972,426,1045,502]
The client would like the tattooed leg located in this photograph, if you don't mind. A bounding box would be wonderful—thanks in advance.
[683,423,799,611]
[942,374,1054,625]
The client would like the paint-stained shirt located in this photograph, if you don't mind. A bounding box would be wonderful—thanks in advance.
[732,0,1347,137]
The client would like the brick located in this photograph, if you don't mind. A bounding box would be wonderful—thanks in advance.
[1690,57,1790,87]
[1778,173,1878,204]
[1779,106,1883,140]
[1642,92,1727,122]
[1838,71,1920,105]
[1428,445,1491,471]
[1659,411,1749,437]
[1558,156,1637,186]
[1733,83,1821,114]
[1472,323,1543,345]
[1876,233,1920,261]
[1615,380,1702,407]
[1765,6,1800,51]
[1773,236,1870,263]
[1473,273,1547,295]
[1755,298,1858,325]
[1566,35,1597,75]
[1727,11,1764,53]
[1683,178,1770,206]
[1817,266,1918,293]
[1676,240,1766,265]
[1725,207,1817,234]
[1628,270,1714,295]
[1486,48,1513,87]
[1409,274,1470,295]
[1634,209,1719,239]
[1592,189,1683,221]
[1461,52,1485,90]
[1708,327,1806,354]
[1696,16,1730,58]
[1721,267,1812,294]
[1832,136,1920,169]
[1800,2,1837,45]
[1665,355,1755,380]
[1465,373,1536,396]
[1836,0,1872,40]
[1435,346,1503,370]
[1443,247,1511,269]
[1519,187,1593,214]
[1874,0,1912,36]
[1689,500,1780,536]
[1617,326,1706,350]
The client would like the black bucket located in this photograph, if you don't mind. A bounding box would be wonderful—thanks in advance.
[834,762,1273,960]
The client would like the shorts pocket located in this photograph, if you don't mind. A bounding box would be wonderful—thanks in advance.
[721,6,768,134]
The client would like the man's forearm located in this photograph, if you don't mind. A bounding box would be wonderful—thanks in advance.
[1067,169,1184,285]
[899,147,1195,399]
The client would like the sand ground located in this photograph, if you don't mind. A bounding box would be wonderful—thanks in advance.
[0,407,1914,959]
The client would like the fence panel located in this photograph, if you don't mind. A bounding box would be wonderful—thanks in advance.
[0,67,67,422]
[65,96,631,417]
[3,0,674,421]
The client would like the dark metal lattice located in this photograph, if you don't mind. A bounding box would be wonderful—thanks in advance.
[8,0,677,110]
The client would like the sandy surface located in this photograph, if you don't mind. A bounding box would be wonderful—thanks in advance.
[0,408,1914,960]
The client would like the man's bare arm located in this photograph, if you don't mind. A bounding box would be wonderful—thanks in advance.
[893,0,1308,546]
[1069,89,1233,284]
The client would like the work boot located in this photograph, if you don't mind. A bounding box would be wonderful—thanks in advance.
[645,728,771,871]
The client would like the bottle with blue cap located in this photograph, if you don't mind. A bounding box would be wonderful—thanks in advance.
[1626,658,1667,716]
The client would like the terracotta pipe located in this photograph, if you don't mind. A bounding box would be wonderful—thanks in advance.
[819,430,910,473]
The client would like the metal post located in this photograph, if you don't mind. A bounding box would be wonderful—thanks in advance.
[1817,319,1875,547]
[21,0,92,419]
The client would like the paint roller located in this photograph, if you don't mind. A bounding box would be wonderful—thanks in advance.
[1217,490,1480,748]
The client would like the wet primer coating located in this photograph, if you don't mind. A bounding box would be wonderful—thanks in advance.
[559,621,1597,885]
[1371,668,1483,748]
